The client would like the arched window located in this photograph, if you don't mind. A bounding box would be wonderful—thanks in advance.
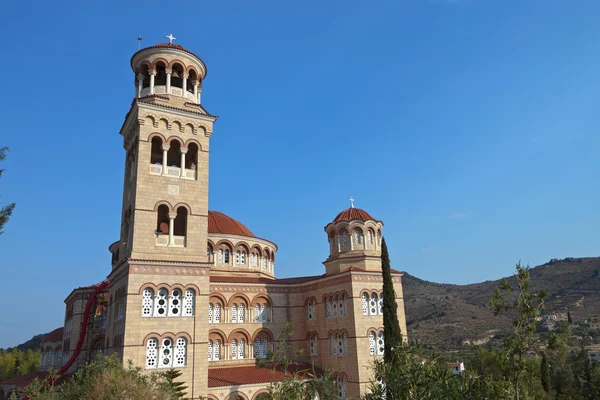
[155,62,167,86]
[254,304,261,322]
[146,338,158,368]
[187,69,197,94]
[224,249,230,263]
[307,299,316,321]
[377,331,385,355]
[238,303,245,323]
[182,289,195,316]
[261,338,268,358]
[330,334,337,356]
[254,338,261,358]
[241,251,246,265]
[236,251,241,265]
[309,334,318,356]
[261,304,267,322]
[174,338,186,367]
[342,293,348,317]
[231,339,238,360]
[174,207,188,241]
[214,339,221,360]
[217,249,223,263]
[159,338,173,368]
[368,229,374,246]
[239,339,245,359]
[214,303,221,323]
[185,143,199,173]
[261,255,267,269]
[354,228,362,244]
[332,295,339,318]
[171,63,184,89]
[341,231,349,247]
[326,297,332,319]
[168,289,181,316]
[142,288,154,317]
[208,303,213,323]
[208,340,213,360]
[337,295,343,317]
[336,333,344,356]
[369,331,376,355]
[154,288,168,317]
[150,137,163,165]
[369,293,378,315]
[231,304,238,323]
[337,374,348,400]
[156,205,170,235]
[362,293,369,315]
[378,293,383,315]
[167,139,182,168]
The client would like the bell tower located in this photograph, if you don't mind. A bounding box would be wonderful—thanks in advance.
[116,38,217,265]
[323,200,384,275]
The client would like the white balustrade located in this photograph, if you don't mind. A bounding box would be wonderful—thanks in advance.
[150,164,162,175]
[166,166,181,177]
[184,91,196,101]
[171,87,183,96]
[182,168,197,180]
[154,85,167,94]
[155,235,185,247]
[138,85,198,103]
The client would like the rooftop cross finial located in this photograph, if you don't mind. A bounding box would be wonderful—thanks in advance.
[349,196,355,208]
[166,34,176,44]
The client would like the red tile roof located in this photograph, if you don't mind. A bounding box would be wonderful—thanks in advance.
[42,327,64,343]
[330,207,380,225]
[208,363,317,388]
[208,211,254,238]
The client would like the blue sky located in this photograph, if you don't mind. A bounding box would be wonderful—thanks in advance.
[0,0,598,348]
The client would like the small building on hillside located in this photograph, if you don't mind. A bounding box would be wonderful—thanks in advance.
[587,346,600,363]
[448,362,465,375]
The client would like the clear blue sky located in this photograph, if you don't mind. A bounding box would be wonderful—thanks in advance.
[0,0,598,348]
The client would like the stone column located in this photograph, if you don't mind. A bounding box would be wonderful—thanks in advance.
[168,214,176,246]
[137,75,144,98]
[149,70,156,94]
[166,69,172,94]
[182,73,188,95]
[180,148,187,176]
[161,144,170,175]
[350,233,354,251]
[337,236,341,252]
[192,79,198,100]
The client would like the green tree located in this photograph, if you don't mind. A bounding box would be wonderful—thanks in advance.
[380,237,402,363]
[540,352,550,393]
[568,311,573,324]
[490,262,548,400]
[164,368,188,399]
[0,147,16,235]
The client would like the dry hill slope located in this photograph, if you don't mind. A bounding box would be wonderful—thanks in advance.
[403,257,600,348]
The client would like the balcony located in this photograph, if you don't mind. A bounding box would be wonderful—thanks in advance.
[140,86,198,102]
[156,235,185,248]
[149,164,197,180]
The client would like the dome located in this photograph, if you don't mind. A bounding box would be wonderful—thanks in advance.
[330,207,379,224]
[208,211,255,237]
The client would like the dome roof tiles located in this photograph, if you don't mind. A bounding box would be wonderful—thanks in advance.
[208,211,255,238]
[330,207,379,224]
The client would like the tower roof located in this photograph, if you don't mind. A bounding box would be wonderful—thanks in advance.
[208,211,255,237]
[42,327,64,343]
[330,207,380,224]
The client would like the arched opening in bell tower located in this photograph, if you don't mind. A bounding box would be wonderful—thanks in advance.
[187,70,197,94]
[150,137,163,165]
[185,143,198,171]
[167,140,182,168]
[174,206,188,237]
[156,205,170,234]
[140,64,150,89]
[171,63,184,89]
[155,62,167,86]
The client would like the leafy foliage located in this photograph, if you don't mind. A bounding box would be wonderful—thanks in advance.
[0,146,16,235]
[163,368,188,399]
[0,348,40,381]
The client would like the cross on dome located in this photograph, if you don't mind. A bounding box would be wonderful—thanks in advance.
[349,196,355,208]
[166,33,176,44]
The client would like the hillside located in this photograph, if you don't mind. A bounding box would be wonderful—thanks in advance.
[1,334,47,352]
[403,257,600,348]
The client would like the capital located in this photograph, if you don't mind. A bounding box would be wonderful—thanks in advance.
[149,70,157,76]
[161,145,170,151]
[180,148,188,154]
[137,74,145,81]
[168,213,177,220]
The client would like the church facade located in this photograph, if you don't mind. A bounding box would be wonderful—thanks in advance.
[29,40,408,400]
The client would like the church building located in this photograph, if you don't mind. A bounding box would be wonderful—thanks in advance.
[1,38,408,400]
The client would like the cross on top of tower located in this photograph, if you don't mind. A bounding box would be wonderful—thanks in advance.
[166,33,176,44]
[349,196,355,208]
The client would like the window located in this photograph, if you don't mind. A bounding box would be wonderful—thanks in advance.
[159,338,173,368]
[241,251,246,264]
[182,289,194,316]
[307,299,316,321]
[337,374,348,400]
[330,332,347,357]
[368,230,374,246]
[231,340,238,360]
[341,231,348,247]
[174,338,186,367]
[255,338,269,359]
[154,288,168,316]
[342,293,348,316]
[326,297,332,318]
[254,303,268,323]
[254,339,261,358]
[208,340,213,360]
[239,339,245,359]
[369,293,378,315]
[309,334,318,356]
[377,331,385,355]
[261,256,266,269]
[261,338,268,358]
[224,249,230,263]
[261,304,267,322]
[218,250,223,263]
[378,293,383,315]
[238,304,245,323]
[168,289,181,316]
[232,304,237,323]
[354,229,362,244]
[146,338,158,368]
[333,295,339,318]
[208,304,213,323]
[213,339,221,360]
[214,303,221,323]
[236,251,241,265]
[330,334,337,356]
[142,288,154,317]
[255,304,261,322]
[369,331,376,355]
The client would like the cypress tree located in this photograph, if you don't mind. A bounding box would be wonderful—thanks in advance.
[381,237,402,362]
[164,368,188,399]
[567,310,573,324]
[541,351,551,393]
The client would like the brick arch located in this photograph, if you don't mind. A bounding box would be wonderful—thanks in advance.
[151,57,169,70]
[305,296,317,306]
[138,283,158,294]
[173,202,192,215]
[252,390,271,400]
[215,239,235,250]
[166,136,183,146]
[209,329,227,342]
[251,293,272,306]
[147,132,167,143]
[209,292,227,305]
[167,59,187,70]
[135,60,152,74]
[183,283,200,293]
[206,395,219,400]
[251,328,274,342]
[184,138,203,151]
[227,293,251,307]
[142,332,162,344]
[228,328,251,343]
[153,200,173,212]
[173,332,192,342]
[226,393,249,400]
[170,283,185,293]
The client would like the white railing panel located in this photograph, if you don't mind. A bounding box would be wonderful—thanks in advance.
[150,164,162,175]
[166,166,181,177]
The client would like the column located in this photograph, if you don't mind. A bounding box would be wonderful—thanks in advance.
[364,233,367,250]
[192,80,198,100]
[182,74,188,94]
[137,75,144,98]
[149,70,156,94]
[198,89,202,104]
[180,148,187,177]
[166,70,172,94]
[168,214,175,246]
[337,236,341,252]
[350,233,354,251]
[162,145,169,175]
